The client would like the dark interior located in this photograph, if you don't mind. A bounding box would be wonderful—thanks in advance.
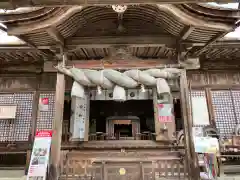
[174,99,183,132]
[0,153,26,167]
[114,124,132,137]
[90,100,154,133]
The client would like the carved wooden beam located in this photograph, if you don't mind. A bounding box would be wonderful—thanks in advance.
[0,0,238,9]
[0,47,41,52]
[179,26,195,41]
[65,35,183,50]
[46,27,65,46]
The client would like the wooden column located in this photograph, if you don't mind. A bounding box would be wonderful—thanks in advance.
[30,74,41,141]
[26,74,41,174]
[180,70,199,180]
[50,53,67,180]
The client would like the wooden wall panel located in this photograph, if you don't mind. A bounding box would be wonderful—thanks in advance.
[187,70,240,87]
[0,73,73,92]
[39,73,73,91]
[186,71,207,87]
[0,75,37,91]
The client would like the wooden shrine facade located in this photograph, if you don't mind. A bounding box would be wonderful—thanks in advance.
[0,3,239,180]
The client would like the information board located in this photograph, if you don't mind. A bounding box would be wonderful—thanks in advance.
[27,130,53,180]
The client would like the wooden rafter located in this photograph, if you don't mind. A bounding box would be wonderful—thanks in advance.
[179,26,195,41]
[0,0,238,9]
[193,21,240,56]
[177,25,195,61]
[194,32,234,56]
[0,25,52,58]
[46,27,65,46]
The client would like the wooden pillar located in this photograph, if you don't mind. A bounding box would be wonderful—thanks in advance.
[180,70,199,180]
[25,150,32,175]
[49,53,67,180]
[26,75,41,175]
[30,74,41,141]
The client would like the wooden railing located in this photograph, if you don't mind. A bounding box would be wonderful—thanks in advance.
[59,151,189,180]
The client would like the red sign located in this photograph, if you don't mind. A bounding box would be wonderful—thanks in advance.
[41,98,49,105]
[158,116,173,122]
[158,104,173,123]
[35,130,53,137]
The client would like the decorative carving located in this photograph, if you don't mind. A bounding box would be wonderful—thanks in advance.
[107,46,133,60]
[111,5,127,13]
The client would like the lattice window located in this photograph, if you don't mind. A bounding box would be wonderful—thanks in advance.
[231,90,240,124]
[211,91,236,138]
[36,93,55,130]
[0,93,34,142]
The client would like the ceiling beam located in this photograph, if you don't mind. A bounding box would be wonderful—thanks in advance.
[0,36,239,52]
[0,47,40,52]
[0,0,238,8]
[46,27,65,46]
[65,35,180,51]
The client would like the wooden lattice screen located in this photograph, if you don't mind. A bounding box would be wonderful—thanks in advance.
[231,90,240,125]
[36,93,55,130]
[0,93,34,142]
[211,90,239,138]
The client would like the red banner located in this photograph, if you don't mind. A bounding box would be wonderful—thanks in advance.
[35,130,53,137]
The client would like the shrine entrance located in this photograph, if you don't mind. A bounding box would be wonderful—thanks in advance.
[89,99,155,140]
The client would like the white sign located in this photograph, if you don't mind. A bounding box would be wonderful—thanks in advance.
[0,105,17,119]
[27,130,53,180]
[39,98,49,112]
[191,96,210,126]
[193,137,219,154]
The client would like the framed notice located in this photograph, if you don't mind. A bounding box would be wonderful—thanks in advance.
[191,96,210,126]
[27,130,53,180]
[158,104,173,123]
[39,97,49,112]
